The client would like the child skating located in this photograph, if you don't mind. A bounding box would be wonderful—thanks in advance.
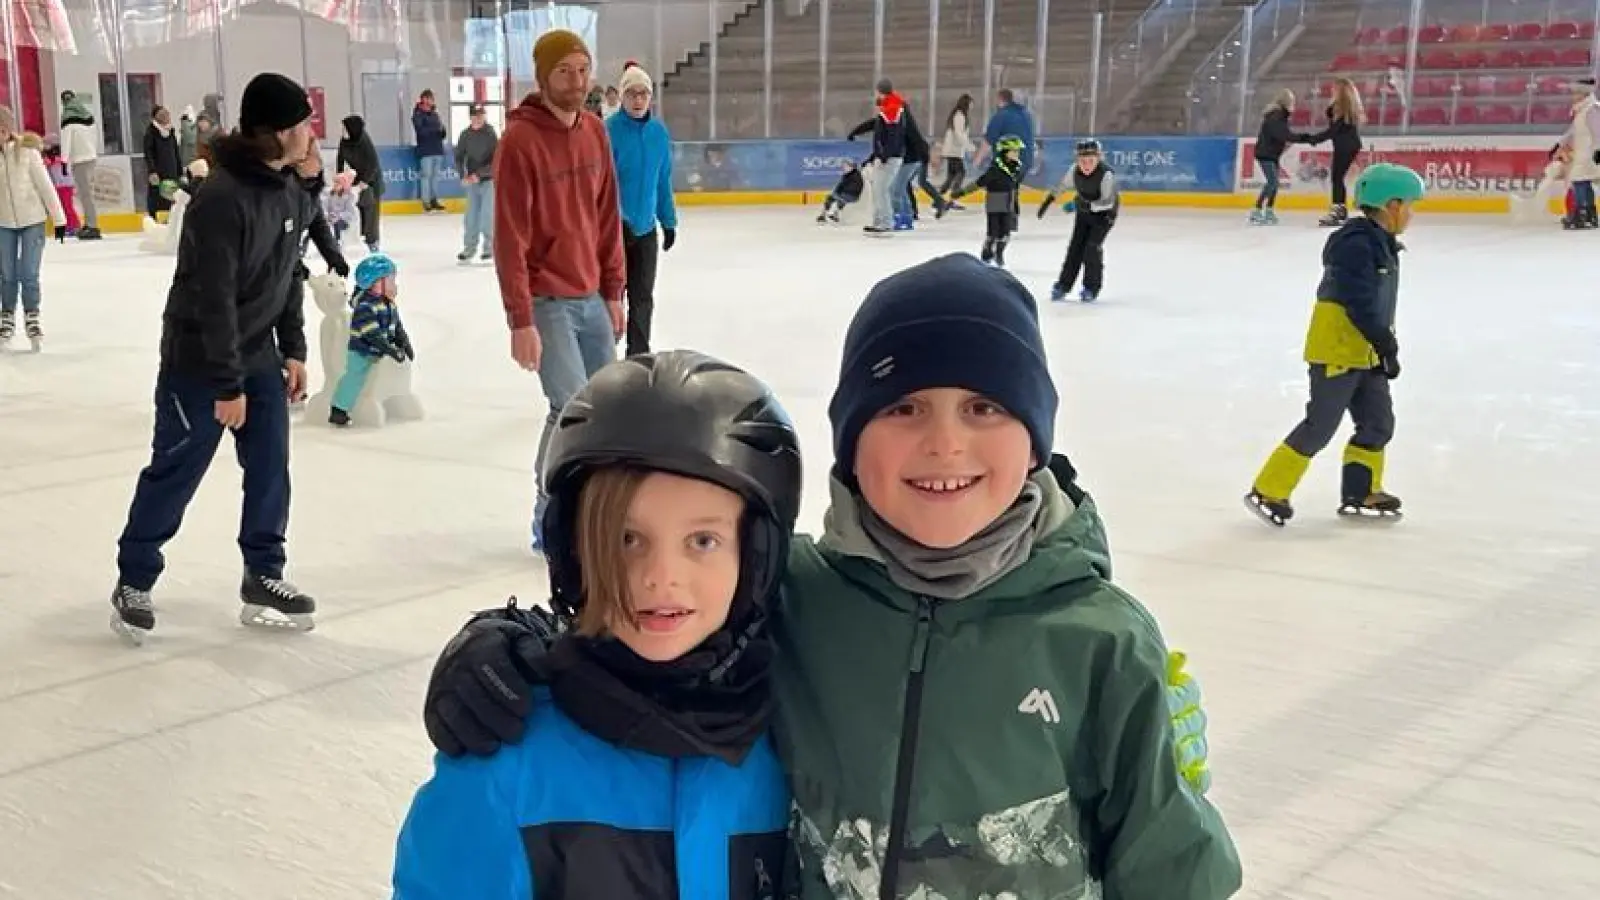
[1246,162,1424,527]
[1039,138,1120,302]
[42,141,79,241]
[941,133,1025,266]
[331,253,413,427]
[816,159,865,223]
[320,170,359,247]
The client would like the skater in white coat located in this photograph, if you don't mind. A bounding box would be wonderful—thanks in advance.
[1561,77,1600,229]
[0,111,66,352]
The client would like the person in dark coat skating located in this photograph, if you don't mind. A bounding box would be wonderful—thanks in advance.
[109,73,333,646]
[337,114,384,250]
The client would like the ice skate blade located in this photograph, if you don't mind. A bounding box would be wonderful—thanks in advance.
[110,610,148,647]
[1243,493,1287,528]
[239,604,316,632]
[1337,505,1403,522]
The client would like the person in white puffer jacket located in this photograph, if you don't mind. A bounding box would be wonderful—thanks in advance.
[59,89,102,240]
[0,109,67,351]
[1561,77,1600,229]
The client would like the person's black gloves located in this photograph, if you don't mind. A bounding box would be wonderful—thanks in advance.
[424,599,565,757]
[55,226,66,243]
[661,227,676,252]
[1374,333,1401,380]
[395,322,415,361]
[327,255,350,279]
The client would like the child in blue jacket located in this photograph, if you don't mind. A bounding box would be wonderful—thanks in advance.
[330,253,411,427]
[605,63,678,356]
[392,349,803,899]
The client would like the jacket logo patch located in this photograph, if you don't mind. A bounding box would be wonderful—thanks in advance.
[1017,687,1060,724]
[283,218,294,234]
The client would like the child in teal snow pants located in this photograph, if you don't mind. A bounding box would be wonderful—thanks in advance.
[331,253,413,427]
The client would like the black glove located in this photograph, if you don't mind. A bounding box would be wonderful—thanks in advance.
[661,227,676,252]
[1037,192,1057,219]
[424,599,565,757]
[55,226,66,243]
[328,255,350,279]
[1378,351,1401,380]
[395,323,415,361]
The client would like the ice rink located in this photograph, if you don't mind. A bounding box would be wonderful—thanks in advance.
[2,204,1597,899]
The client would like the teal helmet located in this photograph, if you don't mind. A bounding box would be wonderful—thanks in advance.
[353,253,397,292]
[995,134,1026,154]
[1354,163,1425,208]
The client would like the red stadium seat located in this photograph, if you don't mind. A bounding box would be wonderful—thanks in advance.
[1525,47,1560,67]
[1385,25,1410,44]
[1546,21,1580,40]
[1489,49,1524,68]
[1411,105,1450,126]
[1448,23,1481,43]
[1420,48,1458,68]
[1456,104,1481,125]
[1355,26,1383,45]
[1537,75,1571,94]
[1479,103,1520,124]
[1418,24,1447,43]
[1290,107,1312,127]
[1459,49,1490,68]
[1580,21,1595,39]
[1329,52,1360,71]
[1496,75,1529,96]
[1481,22,1512,41]
[1557,47,1592,67]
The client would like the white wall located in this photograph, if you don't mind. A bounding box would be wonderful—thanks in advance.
[40,0,752,149]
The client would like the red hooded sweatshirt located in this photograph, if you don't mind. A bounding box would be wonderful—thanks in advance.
[493,94,625,330]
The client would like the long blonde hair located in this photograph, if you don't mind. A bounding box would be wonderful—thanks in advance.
[1330,78,1364,125]
[1263,88,1295,115]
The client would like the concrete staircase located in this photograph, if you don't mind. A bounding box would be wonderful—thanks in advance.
[1116,0,1259,132]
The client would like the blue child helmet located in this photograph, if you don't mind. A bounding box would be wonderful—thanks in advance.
[353,253,397,292]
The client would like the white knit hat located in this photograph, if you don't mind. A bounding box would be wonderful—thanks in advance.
[618,63,653,96]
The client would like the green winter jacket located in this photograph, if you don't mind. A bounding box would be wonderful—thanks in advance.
[771,462,1242,900]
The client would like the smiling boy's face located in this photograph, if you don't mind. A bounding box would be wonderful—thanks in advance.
[854,388,1033,549]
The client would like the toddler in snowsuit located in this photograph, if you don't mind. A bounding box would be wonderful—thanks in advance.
[1040,138,1120,302]
[941,133,1025,266]
[322,170,360,245]
[42,142,79,239]
[1247,163,1424,526]
[816,159,866,223]
[331,253,413,427]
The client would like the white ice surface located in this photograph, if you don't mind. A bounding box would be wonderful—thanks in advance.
[1,207,1597,899]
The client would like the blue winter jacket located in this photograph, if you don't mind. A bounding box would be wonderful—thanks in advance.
[606,110,679,238]
[392,691,790,900]
[984,101,1035,174]
[411,105,447,158]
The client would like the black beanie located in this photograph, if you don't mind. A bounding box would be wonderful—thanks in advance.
[239,73,312,134]
[828,253,1058,484]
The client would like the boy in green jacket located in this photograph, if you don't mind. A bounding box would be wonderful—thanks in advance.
[422,253,1242,900]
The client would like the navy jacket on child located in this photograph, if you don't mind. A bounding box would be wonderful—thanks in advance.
[348,292,411,362]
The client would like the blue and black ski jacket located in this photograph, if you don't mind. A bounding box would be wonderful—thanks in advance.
[392,691,790,900]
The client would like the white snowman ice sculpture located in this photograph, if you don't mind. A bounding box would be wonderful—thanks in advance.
[302,272,424,427]
[139,160,208,254]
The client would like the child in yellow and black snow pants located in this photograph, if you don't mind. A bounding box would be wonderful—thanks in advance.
[1246,162,1424,527]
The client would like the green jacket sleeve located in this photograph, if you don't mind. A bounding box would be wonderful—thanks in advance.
[1092,603,1242,900]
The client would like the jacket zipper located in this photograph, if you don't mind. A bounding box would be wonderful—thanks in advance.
[878,596,933,900]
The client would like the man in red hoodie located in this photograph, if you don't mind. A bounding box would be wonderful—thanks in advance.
[493,28,626,550]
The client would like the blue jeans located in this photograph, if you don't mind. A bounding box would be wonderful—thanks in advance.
[1574,179,1596,214]
[116,367,292,590]
[418,154,445,206]
[0,223,46,313]
[530,297,616,536]
[462,180,494,252]
[1255,159,1281,209]
[890,160,919,219]
[872,158,903,228]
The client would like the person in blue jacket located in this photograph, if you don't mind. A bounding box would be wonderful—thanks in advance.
[978,88,1035,181]
[605,63,678,356]
[392,348,802,900]
[411,90,447,213]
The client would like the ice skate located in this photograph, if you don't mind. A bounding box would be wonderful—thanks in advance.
[329,407,350,427]
[23,310,42,352]
[1050,283,1069,302]
[457,248,474,263]
[826,209,841,224]
[77,226,102,241]
[816,211,828,224]
[0,310,13,348]
[1244,490,1294,527]
[109,583,155,647]
[1318,204,1348,227]
[1248,208,1264,225]
[239,572,316,632]
[1079,287,1098,303]
[1337,491,1403,521]
[863,224,891,237]
[1261,209,1279,225]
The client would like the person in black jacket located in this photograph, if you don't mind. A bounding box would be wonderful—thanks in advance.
[942,134,1025,266]
[143,105,183,220]
[1308,79,1365,226]
[1250,89,1311,225]
[109,73,332,647]
[337,114,383,251]
[1040,139,1120,302]
[855,80,907,234]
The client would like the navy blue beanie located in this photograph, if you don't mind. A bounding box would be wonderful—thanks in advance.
[828,253,1058,483]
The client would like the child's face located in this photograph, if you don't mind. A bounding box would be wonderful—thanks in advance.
[1077,154,1099,174]
[378,275,397,299]
[611,472,745,662]
[1381,198,1415,235]
[854,388,1033,549]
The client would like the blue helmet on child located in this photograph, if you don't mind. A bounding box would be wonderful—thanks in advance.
[353,253,397,291]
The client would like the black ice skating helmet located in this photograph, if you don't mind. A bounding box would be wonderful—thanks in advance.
[539,350,803,627]
[1075,138,1103,156]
